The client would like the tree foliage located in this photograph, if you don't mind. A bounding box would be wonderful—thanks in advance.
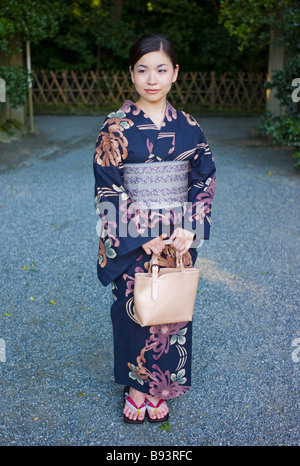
[219,0,299,52]
[0,0,60,54]
[29,0,260,73]
[0,0,60,111]
[0,0,269,73]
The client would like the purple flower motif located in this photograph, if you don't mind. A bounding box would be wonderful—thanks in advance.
[120,100,141,116]
[148,364,190,400]
[146,322,188,360]
[123,266,144,296]
[123,273,135,297]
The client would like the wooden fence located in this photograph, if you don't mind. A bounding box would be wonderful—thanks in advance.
[32,69,267,110]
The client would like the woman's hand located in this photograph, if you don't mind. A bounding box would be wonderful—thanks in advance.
[141,234,167,255]
[169,227,195,255]
[141,228,194,256]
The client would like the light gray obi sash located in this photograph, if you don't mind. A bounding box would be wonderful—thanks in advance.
[121,161,189,210]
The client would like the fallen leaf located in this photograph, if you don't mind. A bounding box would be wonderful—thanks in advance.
[49,299,56,305]
[33,417,39,421]
[158,422,171,432]
[4,313,10,317]
[30,296,34,301]
[23,266,28,270]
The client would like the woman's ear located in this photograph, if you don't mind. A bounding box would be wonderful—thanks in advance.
[129,66,134,83]
[172,64,179,83]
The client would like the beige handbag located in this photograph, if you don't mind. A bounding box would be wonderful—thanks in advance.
[133,245,200,327]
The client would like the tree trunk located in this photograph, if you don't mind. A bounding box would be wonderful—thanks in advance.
[114,0,123,20]
[96,45,101,70]
[266,28,285,116]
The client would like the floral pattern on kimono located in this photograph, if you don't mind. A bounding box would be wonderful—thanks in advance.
[111,246,194,399]
[93,100,216,287]
[93,100,216,398]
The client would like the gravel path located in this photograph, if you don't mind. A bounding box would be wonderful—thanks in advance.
[0,115,299,446]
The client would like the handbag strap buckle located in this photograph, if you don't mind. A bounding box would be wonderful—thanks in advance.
[150,263,160,274]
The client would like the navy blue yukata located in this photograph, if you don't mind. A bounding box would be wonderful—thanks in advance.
[93,100,216,400]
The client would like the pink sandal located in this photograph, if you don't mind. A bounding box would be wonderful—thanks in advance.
[123,386,146,424]
[145,398,169,423]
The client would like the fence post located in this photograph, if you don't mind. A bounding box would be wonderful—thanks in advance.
[26,40,34,133]
[210,71,216,107]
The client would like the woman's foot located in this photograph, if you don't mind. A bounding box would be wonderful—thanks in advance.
[123,387,146,423]
[145,394,169,422]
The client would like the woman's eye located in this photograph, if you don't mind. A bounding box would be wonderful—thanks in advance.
[159,69,167,73]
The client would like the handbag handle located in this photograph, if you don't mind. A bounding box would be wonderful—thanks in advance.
[149,240,184,275]
[163,238,184,270]
[149,241,185,300]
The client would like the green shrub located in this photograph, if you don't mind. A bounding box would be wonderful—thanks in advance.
[260,56,300,171]
[0,65,30,109]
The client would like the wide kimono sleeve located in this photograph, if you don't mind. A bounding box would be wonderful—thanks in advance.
[93,117,157,286]
[186,126,216,241]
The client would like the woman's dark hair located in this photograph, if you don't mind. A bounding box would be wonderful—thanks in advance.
[129,33,177,69]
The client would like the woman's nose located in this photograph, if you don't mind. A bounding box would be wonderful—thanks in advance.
[147,71,157,85]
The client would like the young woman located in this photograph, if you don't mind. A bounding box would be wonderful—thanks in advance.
[93,33,216,424]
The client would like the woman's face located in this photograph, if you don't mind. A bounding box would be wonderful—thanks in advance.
[130,50,178,106]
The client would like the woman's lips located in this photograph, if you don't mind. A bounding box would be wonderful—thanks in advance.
[145,89,160,94]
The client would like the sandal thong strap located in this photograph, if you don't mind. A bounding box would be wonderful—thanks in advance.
[145,398,165,414]
[124,391,146,416]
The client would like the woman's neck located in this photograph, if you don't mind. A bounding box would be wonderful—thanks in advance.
[135,98,167,129]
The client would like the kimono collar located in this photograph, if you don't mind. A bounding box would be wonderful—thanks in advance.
[120,100,177,130]
[120,100,178,159]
